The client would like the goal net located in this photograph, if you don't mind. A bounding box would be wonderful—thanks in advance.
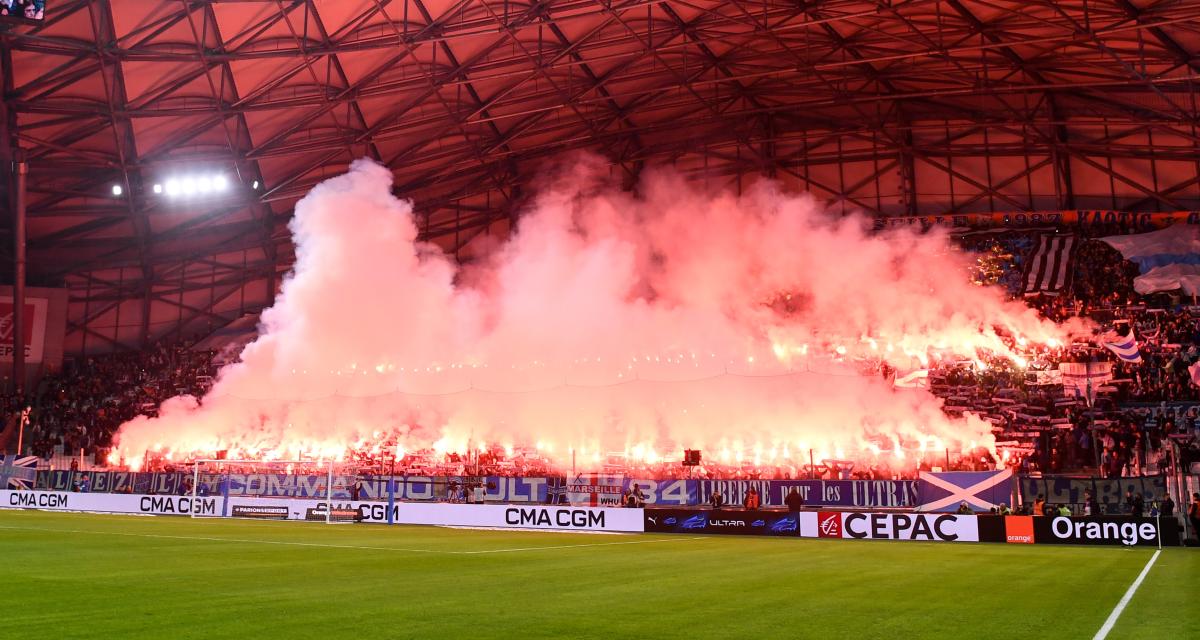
[189,459,362,523]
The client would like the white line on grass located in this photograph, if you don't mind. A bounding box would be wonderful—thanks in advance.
[0,524,701,556]
[460,537,706,554]
[1093,549,1161,640]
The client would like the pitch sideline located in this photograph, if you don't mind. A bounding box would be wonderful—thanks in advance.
[1092,549,1161,640]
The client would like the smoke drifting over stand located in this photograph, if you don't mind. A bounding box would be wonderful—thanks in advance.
[113,156,1079,470]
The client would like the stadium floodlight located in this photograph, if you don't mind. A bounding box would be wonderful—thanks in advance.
[111,185,123,196]
[158,174,233,198]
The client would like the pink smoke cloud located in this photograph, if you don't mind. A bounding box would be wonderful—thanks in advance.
[112,155,1083,469]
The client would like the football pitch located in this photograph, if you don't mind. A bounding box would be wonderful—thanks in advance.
[2,510,1195,639]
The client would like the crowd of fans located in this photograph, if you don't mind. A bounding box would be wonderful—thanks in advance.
[4,227,1200,482]
[19,343,218,462]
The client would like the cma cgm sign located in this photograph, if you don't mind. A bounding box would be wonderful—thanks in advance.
[505,507,605,529]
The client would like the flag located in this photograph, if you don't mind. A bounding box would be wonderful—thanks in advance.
[567,473,625,507]
[1059,361,1112,406]
[892,369,929,389]
[1101,224,1200,295]
[0,455,38,490]
[545,476,569,505]
[1023,234,1077,296]
[1189,361,1200,389]
[1103,333,1142,363]
[916,469,1012,512]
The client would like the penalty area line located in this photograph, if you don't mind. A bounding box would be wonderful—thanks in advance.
[1093,549,1160,640]
[0,524,702,556]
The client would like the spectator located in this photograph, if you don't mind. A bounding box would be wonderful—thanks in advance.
[1033,494,1046,516]
[1056,504,1072,517]
[1126,489,1144,517]
[1159,492,1174,518]
[708,490,724,509]
[1083,490,1100,517]
[743,487,760,510]
[956,501,972,514]
[784,487,805,511]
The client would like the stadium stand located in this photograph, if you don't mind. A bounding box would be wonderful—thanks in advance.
[5,229,1200,484]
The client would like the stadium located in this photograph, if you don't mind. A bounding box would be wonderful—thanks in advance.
[1,1,1199,638]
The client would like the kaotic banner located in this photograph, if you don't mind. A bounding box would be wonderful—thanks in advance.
[643,508,818,537]
[873,210,1200,232]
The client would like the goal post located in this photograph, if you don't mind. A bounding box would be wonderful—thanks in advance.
[189,458,354,523]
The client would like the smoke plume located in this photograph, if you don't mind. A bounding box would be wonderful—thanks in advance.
[112,156,1081,470]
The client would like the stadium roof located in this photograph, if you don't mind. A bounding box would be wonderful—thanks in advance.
[1,0,1198,352]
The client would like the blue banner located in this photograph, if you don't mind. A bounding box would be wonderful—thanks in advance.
[620,479,919,508]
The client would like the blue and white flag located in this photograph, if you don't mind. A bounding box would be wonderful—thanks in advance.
[1103,333,1142,363]
[1101,224,1200,295]
[916,469,1011,512]
[0,455,38,490]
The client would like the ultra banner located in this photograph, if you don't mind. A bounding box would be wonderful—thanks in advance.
[643,508,817,536]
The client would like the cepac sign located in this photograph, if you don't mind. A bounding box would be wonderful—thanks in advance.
[835,512,980,542]
[817,511,842,538]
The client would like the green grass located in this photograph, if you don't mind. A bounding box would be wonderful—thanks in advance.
[1,510,1195,639]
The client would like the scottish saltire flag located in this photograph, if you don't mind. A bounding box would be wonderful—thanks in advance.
[1101,224,1200,295]
[1103,333,1142,363]
[0,455,38,489]
[916,469,1012,513]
